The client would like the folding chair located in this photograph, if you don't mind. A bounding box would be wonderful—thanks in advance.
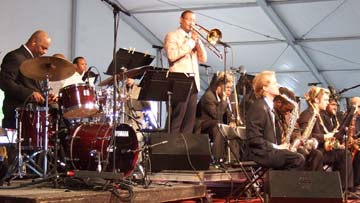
[217,124,268,202]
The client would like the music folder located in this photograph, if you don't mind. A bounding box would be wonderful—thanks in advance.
[138,70,194,102]
[105,48,155,76]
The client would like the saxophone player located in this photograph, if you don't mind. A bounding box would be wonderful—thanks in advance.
[320,97,343,132]
[348,97,360,188]
[274,87,323,171]
[246,71,304,170]
[297,86,353,191]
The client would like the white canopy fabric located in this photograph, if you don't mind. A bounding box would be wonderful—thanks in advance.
[117,0,360,100]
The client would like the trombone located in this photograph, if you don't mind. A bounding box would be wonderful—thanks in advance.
[191,23,224,60]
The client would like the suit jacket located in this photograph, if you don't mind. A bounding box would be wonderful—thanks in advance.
[164,28,207,91]
[246,98,277,161]
[297,107,326,147]
[0,45,41,128]
[320,110,344,133]
[197,87,232,123]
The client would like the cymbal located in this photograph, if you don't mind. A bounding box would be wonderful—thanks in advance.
[20,56,75,81]
[98,66,151,87]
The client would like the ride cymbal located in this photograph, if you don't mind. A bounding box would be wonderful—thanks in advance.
[20,56,75,81]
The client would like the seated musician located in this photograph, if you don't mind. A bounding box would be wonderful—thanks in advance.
[298,86,353,191]
[196,71,236,164]
[246,71,304,170]
[320,96,343,132]
[348,97,360,188]
[274,87,323,171]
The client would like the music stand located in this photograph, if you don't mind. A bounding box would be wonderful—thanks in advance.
[105,48,155,75]
[138,70,194,132]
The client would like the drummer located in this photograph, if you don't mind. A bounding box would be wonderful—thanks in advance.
[0,30,54,131]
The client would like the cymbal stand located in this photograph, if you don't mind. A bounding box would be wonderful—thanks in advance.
[42,73,51,177]
[119,70,128,124]
[101,0,131,173]
[130,139,168,188]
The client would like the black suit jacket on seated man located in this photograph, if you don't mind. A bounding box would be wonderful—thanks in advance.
[197,85,234,162]
[246,98,304,170]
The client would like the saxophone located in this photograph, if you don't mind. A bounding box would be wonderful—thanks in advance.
[280,94,299,145]
[323,115,340,152]
[290,107,319,153]
[324,105,357,151]
[348,114,360,157]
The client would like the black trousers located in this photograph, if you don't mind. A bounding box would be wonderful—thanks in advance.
[250,148,305,171]
[323,148,354,189]
[169,84,197,134]
[200,119,225,161]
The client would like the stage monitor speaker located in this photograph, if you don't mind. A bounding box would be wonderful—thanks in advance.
[148,133,211,172]
[267,170,342,203]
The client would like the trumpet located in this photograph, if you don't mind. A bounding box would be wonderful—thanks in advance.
[191,23,224,59]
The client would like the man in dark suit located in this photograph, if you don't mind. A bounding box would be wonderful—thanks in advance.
[197,72,235,163]
[246,71,304,170]
[320,97,343,132]
[0,30,51,129]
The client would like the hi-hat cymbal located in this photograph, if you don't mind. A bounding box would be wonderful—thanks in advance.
[98,66,151,87]
[20,56,75,81]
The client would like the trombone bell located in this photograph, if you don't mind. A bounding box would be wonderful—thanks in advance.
[208,28,222,45]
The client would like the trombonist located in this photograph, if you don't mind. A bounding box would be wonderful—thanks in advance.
[164,10,207,133]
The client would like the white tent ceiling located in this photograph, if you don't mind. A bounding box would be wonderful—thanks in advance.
[116,0,360,99]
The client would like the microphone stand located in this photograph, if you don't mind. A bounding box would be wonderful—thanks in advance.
[199,64,211,85]
[101,0,131,173]
[339,84,360,95]
[153,45,164,128]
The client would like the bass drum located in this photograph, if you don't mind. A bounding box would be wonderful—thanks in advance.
[67,123,138,177]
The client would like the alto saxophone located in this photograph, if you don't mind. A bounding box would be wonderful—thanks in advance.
[291,107,319,153]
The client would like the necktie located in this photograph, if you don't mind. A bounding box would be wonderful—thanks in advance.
[270,109,277,144]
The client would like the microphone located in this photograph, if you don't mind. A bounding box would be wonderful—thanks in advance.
[218,41,231,48]
[82,66,99,83]
[328,86,339,100]
[199,64,211,68]
[307,82,322,86]
[152,45,163,49]
[230,65,245,74]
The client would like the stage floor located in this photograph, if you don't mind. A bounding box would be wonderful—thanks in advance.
[0,178,207,203]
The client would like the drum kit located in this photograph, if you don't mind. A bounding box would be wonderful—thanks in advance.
[7,56,153,183]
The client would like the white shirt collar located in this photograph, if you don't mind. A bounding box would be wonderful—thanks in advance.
[178,27,190,39]
[264,96,274,111]
[23,44,34,58]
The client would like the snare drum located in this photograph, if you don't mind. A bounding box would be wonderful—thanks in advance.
[59,83,98,119]
[16,105,57,148]
[66,123,138,177]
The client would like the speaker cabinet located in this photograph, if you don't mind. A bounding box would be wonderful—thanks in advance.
[148,133,211,172]
[267,170,342,203]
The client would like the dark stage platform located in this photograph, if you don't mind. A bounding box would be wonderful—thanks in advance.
[0,179,207,203]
